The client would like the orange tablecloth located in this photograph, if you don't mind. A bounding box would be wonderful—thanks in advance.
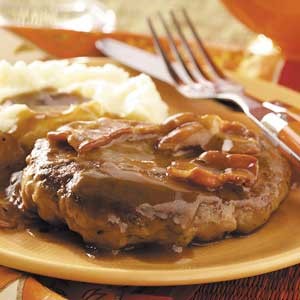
[0,27,296,300]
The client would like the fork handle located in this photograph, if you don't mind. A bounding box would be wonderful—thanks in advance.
[261,112,300,165]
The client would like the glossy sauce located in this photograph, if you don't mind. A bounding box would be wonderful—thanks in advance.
[0,112,253,255]
[0,165,293,259]
[0,90,90,229]
[0,88,88,230]
[0,91,295,258]
[2,88,89,113]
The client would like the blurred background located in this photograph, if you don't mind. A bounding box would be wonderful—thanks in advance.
[0,0,255,47]
[105,0,255,49]
[0,0,284,85]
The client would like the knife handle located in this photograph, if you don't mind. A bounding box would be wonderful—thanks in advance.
[261,112,300,166]
[278,125,300,161]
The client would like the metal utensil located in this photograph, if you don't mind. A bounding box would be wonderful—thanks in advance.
[97,10,300,164]
[146,9,300,163]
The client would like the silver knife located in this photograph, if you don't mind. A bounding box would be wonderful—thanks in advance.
[96,38,175,84]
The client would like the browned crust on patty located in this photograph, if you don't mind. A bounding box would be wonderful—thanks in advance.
[20,115,291,250]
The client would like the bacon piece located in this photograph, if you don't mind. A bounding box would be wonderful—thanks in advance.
[158,121,212,151]
[162,112,198,132]
[158,113,260,155]
[48,118,132,152]
[48,118,160,153]
[167,150,258,189]
[217,121,260,154]
[221,121,256,138]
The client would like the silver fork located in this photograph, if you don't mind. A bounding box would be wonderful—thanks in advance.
[147,9,300,164]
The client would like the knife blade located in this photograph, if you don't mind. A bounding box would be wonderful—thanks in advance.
[96,38,175,84]
[96,38,217,97]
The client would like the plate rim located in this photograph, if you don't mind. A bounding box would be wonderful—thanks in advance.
[1,55,300,286]
[1,242,300,285]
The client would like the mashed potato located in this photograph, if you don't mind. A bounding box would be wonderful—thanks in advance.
[0,60,168,134]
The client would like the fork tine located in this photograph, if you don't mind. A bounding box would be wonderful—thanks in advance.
[147,16,184,86]
[157,12,197,83]
[170,10,211,82]
[182,8,226,80]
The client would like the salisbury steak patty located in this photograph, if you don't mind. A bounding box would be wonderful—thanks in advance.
[21,113,291,249]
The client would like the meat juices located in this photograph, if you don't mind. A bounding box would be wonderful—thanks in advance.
[20,113,290,250]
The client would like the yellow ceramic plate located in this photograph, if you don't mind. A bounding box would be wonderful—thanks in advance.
[0,58,300,286]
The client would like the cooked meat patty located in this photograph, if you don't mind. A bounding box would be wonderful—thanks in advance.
[20,113,291,250]
[0,132,25,187]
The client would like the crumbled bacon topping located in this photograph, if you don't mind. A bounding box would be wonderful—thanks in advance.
[158,113,260,155]
[167,151,258,189]
[48,113,261,190]
[158,121,211,152]
[217,120,260,154]
[162,112,199,132]
[48,118,159,153]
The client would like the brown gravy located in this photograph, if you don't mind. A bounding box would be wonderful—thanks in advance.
[0,89,90,229]
[2,88,89,113]
[0,88,296,257]
[0,139,296,258]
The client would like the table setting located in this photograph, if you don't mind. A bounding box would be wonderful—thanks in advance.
[1,1,300,299]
